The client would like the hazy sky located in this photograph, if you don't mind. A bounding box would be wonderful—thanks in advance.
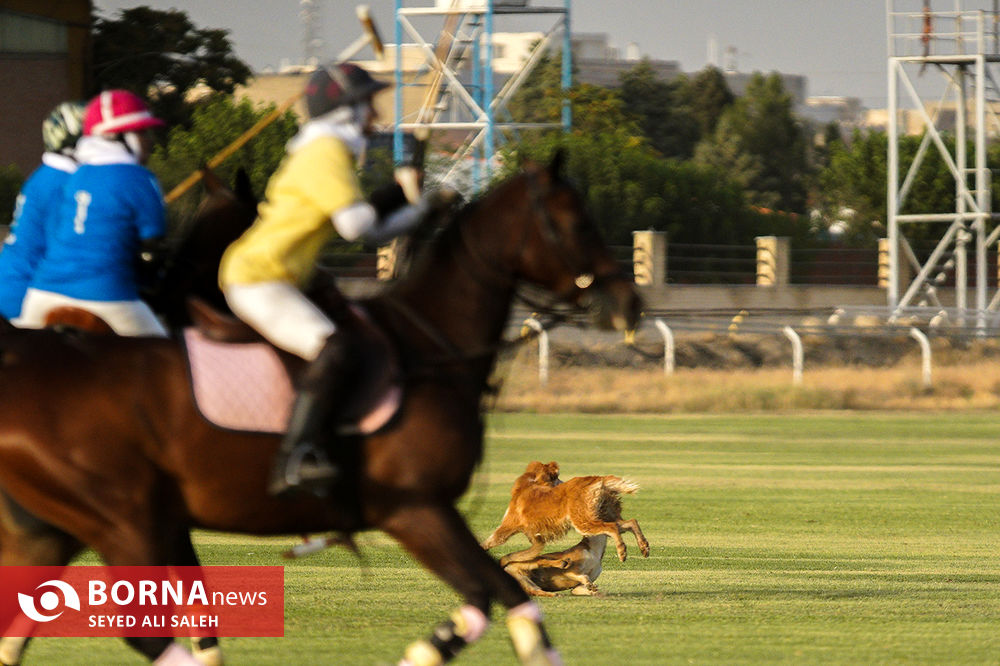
[93,1,889,107]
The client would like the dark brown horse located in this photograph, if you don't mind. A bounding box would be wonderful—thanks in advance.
[0,154,641,665]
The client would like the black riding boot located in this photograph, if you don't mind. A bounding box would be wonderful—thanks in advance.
[268,331,354,496]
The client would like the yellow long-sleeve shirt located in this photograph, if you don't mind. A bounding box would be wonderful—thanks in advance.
[219,134,363,287]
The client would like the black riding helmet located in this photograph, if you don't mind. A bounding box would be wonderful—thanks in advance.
[304,62,390,119]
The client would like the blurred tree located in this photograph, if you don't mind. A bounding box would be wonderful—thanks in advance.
[813,121,844,169]
[502,130,806,249]
[816,129,984,248]
[814,129,887,245]
[695,72,809,214]
[0,165,25,227]
[91,6,252,128]
[499,54,818,253]
[503,51,565,125]
[677,66,735,138]
[567,83,643,139]
[147,96,297,226]
[618,60,699,159]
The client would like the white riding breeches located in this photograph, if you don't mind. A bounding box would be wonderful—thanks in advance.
[16,288,168,337]
[223,281,335,361]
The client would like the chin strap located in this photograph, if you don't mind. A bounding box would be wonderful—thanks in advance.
[120,131,146,160]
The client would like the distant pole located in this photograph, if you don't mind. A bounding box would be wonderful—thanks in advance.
[485,0,495,172]
[471,12,482,189]
[393,0,404,165]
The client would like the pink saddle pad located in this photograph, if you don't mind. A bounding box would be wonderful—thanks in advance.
[184,328,294,433]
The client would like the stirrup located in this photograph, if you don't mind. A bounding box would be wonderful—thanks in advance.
[268,444,340,496]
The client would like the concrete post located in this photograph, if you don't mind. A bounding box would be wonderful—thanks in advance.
[632,230,667,285]
[376,238,408,281]
[755,235,790,286]
[878,238,890,288]
[878,237,910,289]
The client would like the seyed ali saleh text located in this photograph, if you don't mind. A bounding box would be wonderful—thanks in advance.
[86,580,268,629]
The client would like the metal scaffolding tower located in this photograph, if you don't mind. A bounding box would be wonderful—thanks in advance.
[886,1,1000,327]
[393,0,572,190]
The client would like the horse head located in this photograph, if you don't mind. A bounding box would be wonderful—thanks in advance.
[505,151,642,332]
[155,167,258,326]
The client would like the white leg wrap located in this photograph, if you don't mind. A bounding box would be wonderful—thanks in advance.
[0,636,27,666]
[507,600,543,623]
[400,640,442,666]
[452,605,489,643]
[191,643,223,666]
[506,602,550,665]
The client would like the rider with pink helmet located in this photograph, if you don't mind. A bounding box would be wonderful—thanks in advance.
[17,89,169,336]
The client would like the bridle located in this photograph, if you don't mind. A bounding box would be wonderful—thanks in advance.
[384,169,627,365]
[457,169,622,307]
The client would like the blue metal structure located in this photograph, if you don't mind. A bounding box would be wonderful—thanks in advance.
[392,0,572,191]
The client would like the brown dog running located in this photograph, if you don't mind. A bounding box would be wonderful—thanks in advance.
[481,460,650,566]
[502,535,610,596]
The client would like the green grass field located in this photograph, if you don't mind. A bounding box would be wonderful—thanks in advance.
[22,412,1000,664]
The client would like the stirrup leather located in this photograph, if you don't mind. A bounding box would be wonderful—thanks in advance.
[282,443,338,485]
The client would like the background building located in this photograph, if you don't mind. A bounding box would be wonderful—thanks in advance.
[0,1,92,175]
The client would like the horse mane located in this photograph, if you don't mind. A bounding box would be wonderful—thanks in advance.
[393,165,552,287]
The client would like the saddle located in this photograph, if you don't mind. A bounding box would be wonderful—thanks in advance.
[184,298,403,436]
[42,306,115,335]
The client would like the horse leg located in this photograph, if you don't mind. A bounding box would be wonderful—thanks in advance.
[617,518,650,557]
[93,509,204,664]
[0,491,82,666]
[171,529,222,666]
[383,503,562,665]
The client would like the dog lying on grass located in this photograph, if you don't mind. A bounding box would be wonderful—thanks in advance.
[481,460,649,569]
[502,535,611,596]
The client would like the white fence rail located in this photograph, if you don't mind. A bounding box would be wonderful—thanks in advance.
[517,313,943,390]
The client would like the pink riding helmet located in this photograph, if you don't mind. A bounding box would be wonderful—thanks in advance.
[83,89,165,137]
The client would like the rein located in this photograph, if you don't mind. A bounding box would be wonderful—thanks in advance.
[455,171,612,311]
[380,168,622,370]
[381,291,565,368]
[383,172,583,367]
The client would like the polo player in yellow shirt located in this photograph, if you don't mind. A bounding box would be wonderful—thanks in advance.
[220,62,428,496]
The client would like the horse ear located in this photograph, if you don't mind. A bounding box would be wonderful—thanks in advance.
[200,165,224,194]
[233,168,256,204]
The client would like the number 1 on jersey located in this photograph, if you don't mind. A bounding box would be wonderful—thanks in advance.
[73,190,92,235]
